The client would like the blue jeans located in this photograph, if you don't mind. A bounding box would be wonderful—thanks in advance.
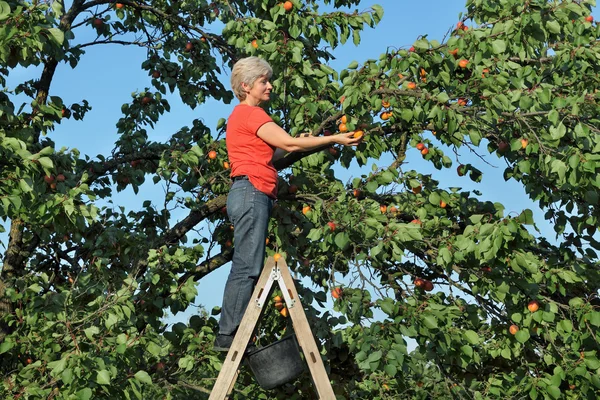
[219,178,274,335]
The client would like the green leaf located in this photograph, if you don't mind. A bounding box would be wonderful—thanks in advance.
[559,319,573,333]
[515,329,530,343]
[0,340,13,354]
[464,330,480,345]
[588,312,600,327]
[491,40,506,54]
[96,369,111,385]
[38,156,54,172]
[414,38,429,50]
[428,192,441,206]
[134,370,152,384]
[518,209,534,225]
[546,20,561,34]
[384,364,397,376]
[548,110,559,126]
[380,298,395,316]
[48,358,67,376]
[84,326,99,340]
[461,345,473,357]
[334,232,350,250]
[371,4,384,21]
[47,28,65,45]
[352,29,360,46]
[147,342,162,357]
[367,350,382,363]
[348,60,359,69]
[0,1,10,20]
[422,315,438,329]
[76,388,92,400]
[62,368,73,385]
[547,385,561,399]
[584,358,600,369]
[401,109,413,122]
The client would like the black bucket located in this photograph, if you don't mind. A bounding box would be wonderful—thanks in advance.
[246,333,306,390]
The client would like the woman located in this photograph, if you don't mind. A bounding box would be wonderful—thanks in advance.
[213,56,361,352]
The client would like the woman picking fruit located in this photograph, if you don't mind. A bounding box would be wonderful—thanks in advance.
[213,57,362,352]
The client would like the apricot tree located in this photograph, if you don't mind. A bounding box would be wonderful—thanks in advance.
[1,0,599,399]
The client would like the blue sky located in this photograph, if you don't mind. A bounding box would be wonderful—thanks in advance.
[2,1,574,326]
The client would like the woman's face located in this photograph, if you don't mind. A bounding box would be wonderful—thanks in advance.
[245,75,272,104]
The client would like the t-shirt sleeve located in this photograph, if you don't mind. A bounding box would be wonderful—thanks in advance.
[246,108,273,135]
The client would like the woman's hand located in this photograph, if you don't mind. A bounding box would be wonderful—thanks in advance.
[333,131,364,147]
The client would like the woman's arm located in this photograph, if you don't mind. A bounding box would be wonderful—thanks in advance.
[257,122,361,152]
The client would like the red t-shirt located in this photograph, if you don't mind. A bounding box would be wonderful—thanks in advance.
[226,104,278,198]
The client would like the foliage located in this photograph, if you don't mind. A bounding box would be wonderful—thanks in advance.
[1,0,599,398]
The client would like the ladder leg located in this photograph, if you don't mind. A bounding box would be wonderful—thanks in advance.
[209,257,277,400]
[225,369,240,399]
[277,260,336,400]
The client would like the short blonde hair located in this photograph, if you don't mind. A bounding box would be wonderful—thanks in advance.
[231,57,273,101]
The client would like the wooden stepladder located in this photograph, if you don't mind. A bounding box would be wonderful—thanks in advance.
[209,256,336,399]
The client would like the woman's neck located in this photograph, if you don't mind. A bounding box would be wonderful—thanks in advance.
[240,98,260,107]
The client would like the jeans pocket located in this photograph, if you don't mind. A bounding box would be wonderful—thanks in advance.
[227,181,248,225]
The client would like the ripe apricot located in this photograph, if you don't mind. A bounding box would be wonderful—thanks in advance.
[458,59,469,68]
[273,253,281,262]
[331,287,343,299]
[223,161,230,169]
[283,1,293,12]
[423,280,434,291]
[208,150,217,160]
[353,130,364,139]
[440,200,447,208]
[339,123,348,133]
[380,111,392,120]
[302,205,311,215]
[340,115,347,124]
[527,300,539,312]
[420,147,429,156]
[407,82,417,90]
[251,39,258,49]
[280,307,288,317]
[509,324,519,335]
